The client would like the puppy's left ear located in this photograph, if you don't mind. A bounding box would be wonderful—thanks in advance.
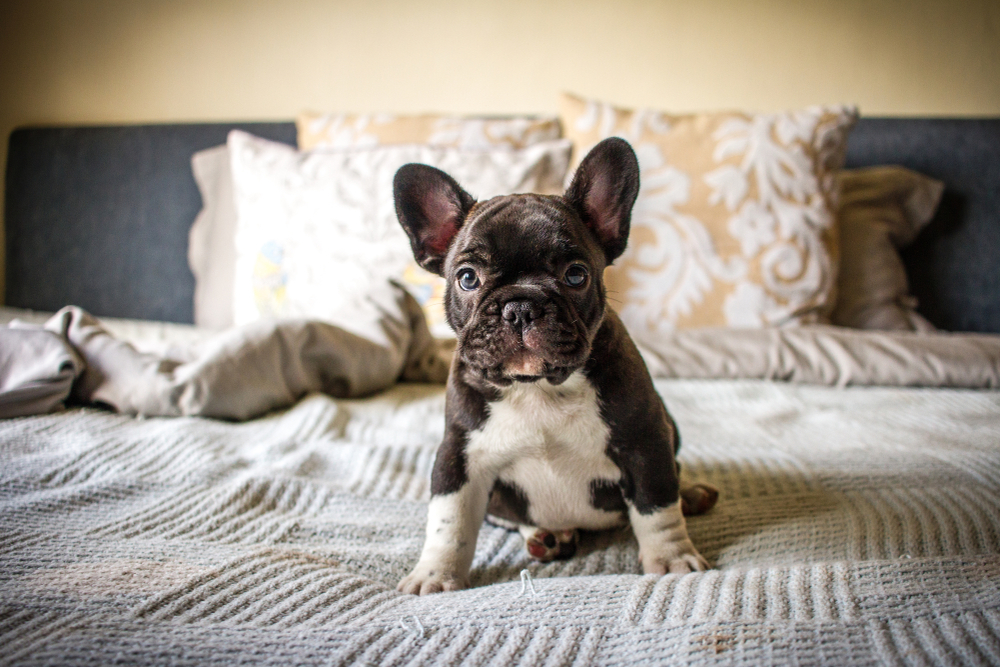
[394,164,477,276]
[564,137,640,264]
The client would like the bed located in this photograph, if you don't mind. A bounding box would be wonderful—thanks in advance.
[2,102,1000,665]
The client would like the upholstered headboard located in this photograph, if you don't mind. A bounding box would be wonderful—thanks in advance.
[4,123,296,324]
[842,119,1000,333]
[5,118,1000,332]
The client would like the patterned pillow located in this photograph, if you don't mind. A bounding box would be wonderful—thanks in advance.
[558,92,857,339]
[227,131,571,336]
[297,112,562,151]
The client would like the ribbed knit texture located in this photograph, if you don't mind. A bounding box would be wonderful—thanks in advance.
[2,380,999,665]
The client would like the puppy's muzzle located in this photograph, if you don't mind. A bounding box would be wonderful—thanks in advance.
[500,297,549,380]
[462,288,588,386]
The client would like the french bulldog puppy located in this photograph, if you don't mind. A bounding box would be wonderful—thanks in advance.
[394,137,717,595]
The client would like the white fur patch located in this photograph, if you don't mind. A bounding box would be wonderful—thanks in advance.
[628,500,708,574]
[420,490,486,571]
[399,481,492,594]
[467,371,626,531]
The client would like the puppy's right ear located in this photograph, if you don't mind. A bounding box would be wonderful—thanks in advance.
[394,164,476,276]
[564,137,640,264]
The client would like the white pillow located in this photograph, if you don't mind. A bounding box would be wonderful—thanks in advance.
[189,145,238,330]
[225,131,571,335]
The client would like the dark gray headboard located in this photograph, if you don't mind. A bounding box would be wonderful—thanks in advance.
[843,119,1000,333]
[5,118,1000,331]
[4,123,296,324]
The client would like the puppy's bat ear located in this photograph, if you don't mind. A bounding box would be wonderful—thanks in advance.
[394,164,476,276]
[564,137,640,264]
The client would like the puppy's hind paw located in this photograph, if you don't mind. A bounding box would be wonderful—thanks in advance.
[397,564,469,596]
[681,483,719,516]
[522,528,578,562]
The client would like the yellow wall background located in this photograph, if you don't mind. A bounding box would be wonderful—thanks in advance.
[1,0,999,301]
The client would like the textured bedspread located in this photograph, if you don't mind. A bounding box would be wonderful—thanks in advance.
[3,377,999,665]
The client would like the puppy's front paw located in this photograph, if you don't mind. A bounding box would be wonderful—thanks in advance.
[397,563,469,596]
[630,501,711,575]
[639,543,710,575]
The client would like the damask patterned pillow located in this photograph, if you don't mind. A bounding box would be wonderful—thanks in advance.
[297,111,562,151]
[226,131,571,336]
[558,92,857,339]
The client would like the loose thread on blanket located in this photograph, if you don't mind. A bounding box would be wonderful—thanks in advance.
[399,615,424,640]
[519,569,538,597]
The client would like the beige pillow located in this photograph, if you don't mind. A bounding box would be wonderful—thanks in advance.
[558,92,857,339]
[831,166,944,331]
[297,112,562,151]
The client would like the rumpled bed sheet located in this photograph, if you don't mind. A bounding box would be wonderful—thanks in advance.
[2,369,999,665]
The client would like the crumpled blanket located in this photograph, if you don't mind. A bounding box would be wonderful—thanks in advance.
[0,325,83,418]
[0,282,450,420]
[5,292,1000,421]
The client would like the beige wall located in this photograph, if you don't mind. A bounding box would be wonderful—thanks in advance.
[2,0,999,301]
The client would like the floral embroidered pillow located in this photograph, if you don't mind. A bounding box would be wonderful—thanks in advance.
[558,92,857,339]
[296,112,562,151]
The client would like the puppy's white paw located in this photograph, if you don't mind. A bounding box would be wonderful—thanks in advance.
[630,501,711,576]
[639,544,710,575]
[397,563,469,596]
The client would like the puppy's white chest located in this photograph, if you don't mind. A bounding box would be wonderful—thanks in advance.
[467,372,623,530]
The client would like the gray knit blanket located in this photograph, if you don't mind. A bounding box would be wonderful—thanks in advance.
[3,368,1000,665]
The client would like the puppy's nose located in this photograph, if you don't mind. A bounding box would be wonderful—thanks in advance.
[502,300,541,329]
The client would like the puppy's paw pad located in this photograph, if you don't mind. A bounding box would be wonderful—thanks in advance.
[681,483,719,516]
[525,529,578,562]
[397,567,468,596]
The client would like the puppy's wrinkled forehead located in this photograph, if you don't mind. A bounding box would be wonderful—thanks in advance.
[451,194,600,272]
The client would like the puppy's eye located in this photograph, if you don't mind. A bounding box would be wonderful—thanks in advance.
[457,268,480,291]
[564,264,589,287]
